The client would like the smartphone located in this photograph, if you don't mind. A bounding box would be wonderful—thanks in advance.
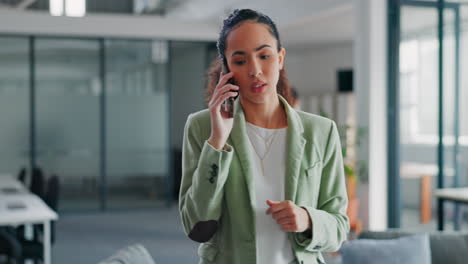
[221,62,238,118]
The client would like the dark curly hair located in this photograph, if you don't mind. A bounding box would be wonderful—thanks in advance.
[205,9,293,105]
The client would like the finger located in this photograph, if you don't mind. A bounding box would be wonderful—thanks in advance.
[211,83,238,101]
[210,91,239,111]
[212,84,239,100]
[280,224,296,232]
[266,200,293,215]
[210,92,238,112]
[266,200,280,207]
[209,85,238,106]
[266,200,283,214]
[216,72,234,89]
[212,88,238,105]
[277,217,294,225]
[272,208,293,221]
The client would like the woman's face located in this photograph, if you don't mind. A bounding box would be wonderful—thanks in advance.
[224,21,286,105]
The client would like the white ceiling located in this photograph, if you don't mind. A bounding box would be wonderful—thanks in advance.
[0,0,356,48]
[279,3,354,48]
[164,0,355,47]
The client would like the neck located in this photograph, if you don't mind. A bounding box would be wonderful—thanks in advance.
[240,94,288,129]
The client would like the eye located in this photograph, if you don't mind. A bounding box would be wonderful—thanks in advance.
[260,55,270,60]
[234,60,246,65]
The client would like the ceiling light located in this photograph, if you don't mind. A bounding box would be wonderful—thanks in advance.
[49,0,63,16]
[49,0,86,17]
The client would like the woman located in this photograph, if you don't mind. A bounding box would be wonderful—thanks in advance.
[179,9,349,264]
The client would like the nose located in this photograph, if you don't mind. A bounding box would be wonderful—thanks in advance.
[248,60,262,78]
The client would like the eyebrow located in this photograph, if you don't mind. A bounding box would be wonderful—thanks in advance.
[231,44,272,57]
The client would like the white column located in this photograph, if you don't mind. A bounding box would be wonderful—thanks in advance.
[354,0,388,230]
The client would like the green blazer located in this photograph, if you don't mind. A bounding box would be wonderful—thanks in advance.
[179,95,349,264]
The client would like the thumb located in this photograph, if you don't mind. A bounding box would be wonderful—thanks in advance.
[266,200,279,206]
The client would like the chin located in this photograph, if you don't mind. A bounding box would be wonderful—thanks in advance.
[241,92,275,105]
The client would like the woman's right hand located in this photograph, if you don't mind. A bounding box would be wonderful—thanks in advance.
[207,71,239,150]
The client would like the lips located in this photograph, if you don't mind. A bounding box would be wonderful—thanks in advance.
[251,81,267,93]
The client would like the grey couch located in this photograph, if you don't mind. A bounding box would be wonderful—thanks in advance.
[358,230,468,264]
[98,244,156,264]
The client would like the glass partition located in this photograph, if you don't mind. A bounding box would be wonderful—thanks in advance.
[394,0,467,231]
[0,37,30,176]
[0,34,214,212]
[105,39,170,209]
[35,38,101,211]
[399,5,440,231]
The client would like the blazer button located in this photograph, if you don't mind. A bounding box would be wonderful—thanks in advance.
[209,177,215,184]
[210,170,217,177]
[313,245,322,250]
[211,164,218,171]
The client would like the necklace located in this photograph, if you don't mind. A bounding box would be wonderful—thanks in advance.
[246,123,280,175]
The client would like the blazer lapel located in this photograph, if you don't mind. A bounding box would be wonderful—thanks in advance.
[229,98,257,209]
[278,95,306,202]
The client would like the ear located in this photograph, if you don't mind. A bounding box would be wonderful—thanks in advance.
[278,48,286,70]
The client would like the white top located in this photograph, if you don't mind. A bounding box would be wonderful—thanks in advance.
[245,122,295,264]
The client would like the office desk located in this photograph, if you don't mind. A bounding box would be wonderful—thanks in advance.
[434,188,468,231]
[0,175,58,264]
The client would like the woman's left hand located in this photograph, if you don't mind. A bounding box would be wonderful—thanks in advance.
[266,200,311,233]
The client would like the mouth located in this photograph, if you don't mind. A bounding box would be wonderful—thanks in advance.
[251,81,267,93]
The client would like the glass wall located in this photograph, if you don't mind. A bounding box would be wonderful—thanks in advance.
[0,35,214,212]
[460,4,468,182]
[0,37,30,175]
[168,41,217,200]
[105,39,169,209]
[451,0,468,229]
[399,5,437,231]
[392,0,468,231]
[35,38,101,211]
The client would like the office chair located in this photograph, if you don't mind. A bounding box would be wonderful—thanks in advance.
[17,167,27,185]
[0,227,22,264]
[43,175,59,243]
[30,168,44,198]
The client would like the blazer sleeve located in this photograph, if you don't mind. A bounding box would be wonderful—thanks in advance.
[294,120,350,252]
[178,114,234,243]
